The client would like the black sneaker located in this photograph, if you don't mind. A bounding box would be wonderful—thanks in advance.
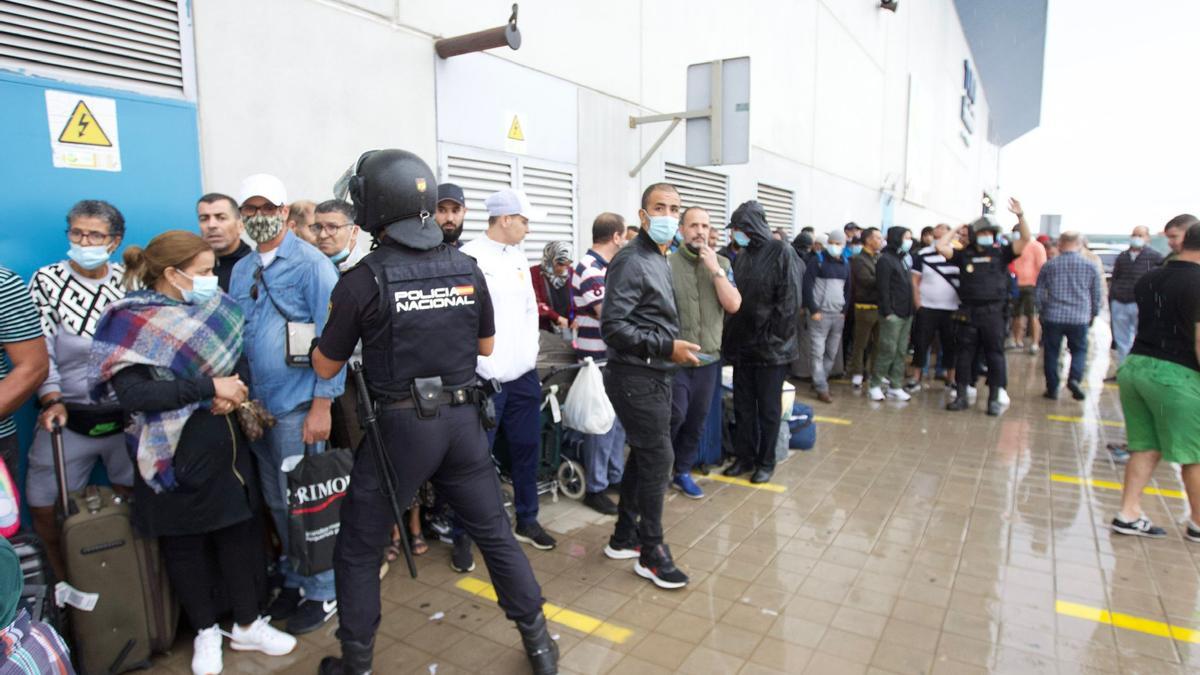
[986,399,1002,416]
[603,536,640,560]
[267,586,302,622]
[634,544,689,589]
[1043,389,1058,400]
[1067,381,1086,401]
[903,380,921,393]
[946,395,969,412]
[1186,522,1200,543]
[287,598,337,635]
[1111,516,1167,538]
[451,534,475,573]
[514,521,557,550]
[583,491,618,515]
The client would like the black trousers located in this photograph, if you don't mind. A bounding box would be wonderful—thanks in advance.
[334,404,543,646]
[954,303,1008,391]
[732,364,788,470]
[160,516,265,629]
[607,365,673,549]
[913,307,956,370]
[669,362,722,476]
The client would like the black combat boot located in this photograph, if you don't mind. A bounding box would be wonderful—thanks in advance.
[516,613,559,675]
[987,387,1002,416]
[317,639,373,675]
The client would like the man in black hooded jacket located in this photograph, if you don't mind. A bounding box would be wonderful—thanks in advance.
[721,201,802,483]
[870,226,916,402]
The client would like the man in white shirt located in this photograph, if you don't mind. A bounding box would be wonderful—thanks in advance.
[907,223,960,390]
[461,189,557,552]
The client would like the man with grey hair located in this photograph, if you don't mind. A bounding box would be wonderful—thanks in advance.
[1109,225,1164,370]
[1036,231,1102,401]
[802,229,850,403]
[312,199,366,272]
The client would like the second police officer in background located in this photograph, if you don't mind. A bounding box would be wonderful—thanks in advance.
[936,198,1030,416]
[310,149,557,675]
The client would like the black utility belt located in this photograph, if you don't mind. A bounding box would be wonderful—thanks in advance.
[379,388,482,411]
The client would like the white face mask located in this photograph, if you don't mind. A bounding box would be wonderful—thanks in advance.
[825,244,844,258]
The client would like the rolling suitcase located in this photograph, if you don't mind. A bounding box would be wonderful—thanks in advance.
[52,424,178,675]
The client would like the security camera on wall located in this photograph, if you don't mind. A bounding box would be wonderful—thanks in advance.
[880,0,899,11]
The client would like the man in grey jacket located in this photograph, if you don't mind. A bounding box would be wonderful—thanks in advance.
[803,230,851,403]
[600,182,700,590]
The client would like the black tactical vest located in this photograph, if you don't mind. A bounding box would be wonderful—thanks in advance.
[957,244,1011,304]
[361,244,481,400]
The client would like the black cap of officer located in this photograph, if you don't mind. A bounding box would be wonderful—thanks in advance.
[345,149,441,250]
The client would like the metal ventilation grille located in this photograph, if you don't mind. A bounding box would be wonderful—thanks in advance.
[521,164,576,266]
[444,154,515,246]
[757,183,795,235]
[0,0,188,97]
[665,162,729,245]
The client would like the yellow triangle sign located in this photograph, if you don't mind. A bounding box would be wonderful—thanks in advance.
[57,100,112,147]
[507,115,525,142]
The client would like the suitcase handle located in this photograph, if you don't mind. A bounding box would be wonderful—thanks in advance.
[50,422,77,521]
[83,486,104,514]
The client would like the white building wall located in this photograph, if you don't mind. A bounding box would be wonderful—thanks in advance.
[191,0,1001,241]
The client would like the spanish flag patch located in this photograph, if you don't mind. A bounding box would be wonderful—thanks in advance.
[452,285,475,296]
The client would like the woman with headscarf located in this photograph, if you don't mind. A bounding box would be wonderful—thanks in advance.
[530,241,576,334]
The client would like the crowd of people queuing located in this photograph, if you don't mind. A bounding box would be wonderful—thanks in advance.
[0,162,1197,675]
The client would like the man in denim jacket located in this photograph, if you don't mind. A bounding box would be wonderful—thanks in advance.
[229,173,346,635]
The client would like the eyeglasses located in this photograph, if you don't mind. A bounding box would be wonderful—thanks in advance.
[239,203,280,218]
[307,223,351,236]
[65,229,112,245]
[250,266,263,301]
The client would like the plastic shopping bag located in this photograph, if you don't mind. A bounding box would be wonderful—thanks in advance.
[562,358,616,435]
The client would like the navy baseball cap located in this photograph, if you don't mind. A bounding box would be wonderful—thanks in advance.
[437,183,465,207]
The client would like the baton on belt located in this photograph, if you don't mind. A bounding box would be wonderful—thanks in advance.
[351,362,417,579]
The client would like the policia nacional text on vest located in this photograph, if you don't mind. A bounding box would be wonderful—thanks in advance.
[310,149,558,675]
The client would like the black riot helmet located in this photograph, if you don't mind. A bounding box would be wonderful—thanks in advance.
[342,149,441,250]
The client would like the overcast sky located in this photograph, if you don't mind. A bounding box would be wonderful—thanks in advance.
[998,0,1199,235]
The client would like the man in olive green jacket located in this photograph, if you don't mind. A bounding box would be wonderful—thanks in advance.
[668,207,742,498]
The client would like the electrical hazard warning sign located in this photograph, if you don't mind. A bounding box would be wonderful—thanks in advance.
[45,90,122,172]
[504,111,527,155]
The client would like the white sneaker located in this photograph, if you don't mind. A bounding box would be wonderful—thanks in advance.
[997,388,1010,406]
[1028,345,1040,355]
[230,616,297,657]
[967,385,978,402]
[868,386,885,401]
[851,374,863,389]
[192,625,223,675]
[882,378,891,387]
[946,386,957,401]
[886,388,911,402]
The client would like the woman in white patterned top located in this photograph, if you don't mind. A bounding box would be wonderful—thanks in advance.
[25,200,135,580]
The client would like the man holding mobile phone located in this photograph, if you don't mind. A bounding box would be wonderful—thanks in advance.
[668,207,741,499]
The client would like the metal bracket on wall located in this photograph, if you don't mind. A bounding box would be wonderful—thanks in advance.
[626,59,723,177]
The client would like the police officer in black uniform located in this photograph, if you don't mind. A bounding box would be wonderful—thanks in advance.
[937,198,1031,416]
[311,149,557,675]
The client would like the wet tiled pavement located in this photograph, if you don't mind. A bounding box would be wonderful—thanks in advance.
[151,332,1200,674]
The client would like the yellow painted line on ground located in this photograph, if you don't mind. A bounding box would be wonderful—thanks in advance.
[813,415,853,425]
[455,577,633,644]
[697,472,787,493]
[1050,474,1185,500]
[1057,600,1200,643]
[1046,414,1124,428]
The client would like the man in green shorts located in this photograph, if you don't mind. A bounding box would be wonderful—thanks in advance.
[1112,223,1200,541]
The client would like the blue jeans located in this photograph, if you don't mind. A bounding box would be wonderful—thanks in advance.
[1110,300,1138,367]
[1042,322,1089,393]
[487,370,541,527]
[582,417,626,493]
[252,405,336,601]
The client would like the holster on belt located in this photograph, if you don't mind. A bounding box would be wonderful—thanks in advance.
[411,376,444,420]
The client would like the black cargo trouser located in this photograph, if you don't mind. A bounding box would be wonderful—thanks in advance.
[333,404,543,646]
[732,364,789,470]
[607,365,673,549]
[954,302,1008,391]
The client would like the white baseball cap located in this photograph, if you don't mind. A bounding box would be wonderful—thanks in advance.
[484,189,543,220]
[237,173,288,207]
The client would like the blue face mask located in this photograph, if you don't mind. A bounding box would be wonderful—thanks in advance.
[329,246,351,264]
[976,235,994,248]
[1130,236,1145,249]
[177,272,220,304]
[646,216,679,245]
[732,230,751,248]
[899,239,913,253]
[850,244,863,256]
[67,243,111,270]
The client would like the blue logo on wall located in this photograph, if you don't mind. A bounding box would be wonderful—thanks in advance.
[960,59,977,139]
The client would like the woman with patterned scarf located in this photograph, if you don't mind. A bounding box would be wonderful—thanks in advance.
[89,231,295,675]
[530,240,576,334]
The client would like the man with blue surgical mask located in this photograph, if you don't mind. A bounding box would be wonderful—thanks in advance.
[311,199,365,273]
[937,198,1031,415]
[600,182,700,590]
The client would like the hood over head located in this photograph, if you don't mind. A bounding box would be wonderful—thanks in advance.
[792,232,813,254]
[886,226,910,251]
[728,200,771,246]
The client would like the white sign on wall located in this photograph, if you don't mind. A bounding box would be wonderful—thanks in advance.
[45,90,122,172]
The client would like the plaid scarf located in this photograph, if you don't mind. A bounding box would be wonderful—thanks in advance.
[88,291,243,493]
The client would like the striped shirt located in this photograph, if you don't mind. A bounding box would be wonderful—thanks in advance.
[572,249,610,359]
[0,267,45,438]
[910,245,960,311]
[1,610,75,675]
